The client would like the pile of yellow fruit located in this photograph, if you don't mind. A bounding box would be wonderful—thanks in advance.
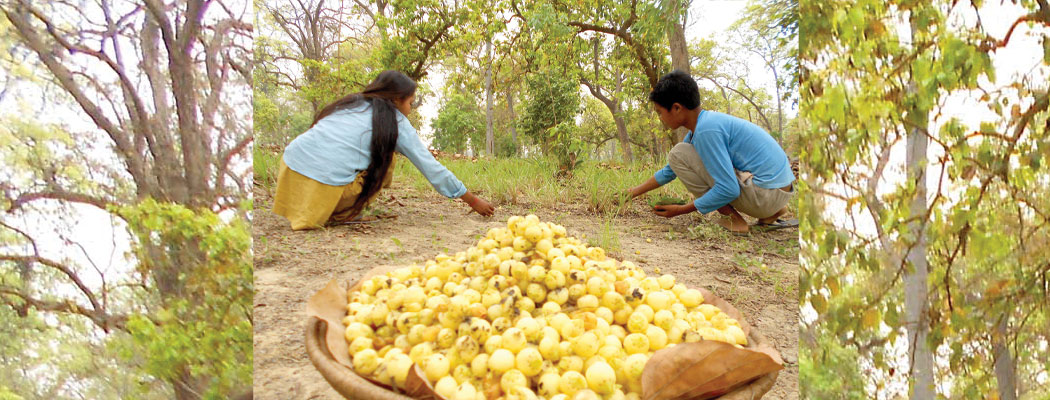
[343,215,747,400]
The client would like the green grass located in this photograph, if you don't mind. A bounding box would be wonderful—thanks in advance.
[254,145,280,191]
[392,156,693,214]
[255,149,697,217]
[588,216,622,254]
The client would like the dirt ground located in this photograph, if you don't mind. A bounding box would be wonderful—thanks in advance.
[252,179,800,399]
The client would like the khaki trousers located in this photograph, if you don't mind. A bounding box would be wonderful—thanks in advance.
[668,143,792,219]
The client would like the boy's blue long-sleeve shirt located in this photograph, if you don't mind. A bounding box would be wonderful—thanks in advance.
[654,110,795,214]
[282,103,467,199]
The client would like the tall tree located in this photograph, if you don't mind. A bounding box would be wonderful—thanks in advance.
[1,0,253,398]
[801,0,1050,396]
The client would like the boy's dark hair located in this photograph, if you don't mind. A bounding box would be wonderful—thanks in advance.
[648,70,700,110]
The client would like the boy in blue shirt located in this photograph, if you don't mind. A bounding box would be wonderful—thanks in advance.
[626,70,796,234]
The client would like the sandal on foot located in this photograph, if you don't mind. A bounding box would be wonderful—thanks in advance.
[754,218,799,231]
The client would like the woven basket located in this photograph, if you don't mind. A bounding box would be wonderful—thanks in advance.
[305,267,781,400]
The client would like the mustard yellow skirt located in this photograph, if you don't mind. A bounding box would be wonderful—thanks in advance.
[272,158,394,230]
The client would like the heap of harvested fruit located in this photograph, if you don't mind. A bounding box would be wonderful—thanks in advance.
[343,215,747,400]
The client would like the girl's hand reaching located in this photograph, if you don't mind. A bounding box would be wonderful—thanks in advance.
[461,191,495,217]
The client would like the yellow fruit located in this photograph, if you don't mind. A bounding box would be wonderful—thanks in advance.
[516,347,544,376]
[601,291,627,311]
[623,333,650,354]
[548,287,569,305]
[424,353,451,382]
[658,274,675,290]
[571,331,599,357]
[409,342,434,364]
[697,304,720,320]
[434,376,458,398]
[348,337,373,356]
[680,289,703,307]
[585,361,616,394]
[646,291,672,311]
[541,301,562,316]
[577,294,599,310]
[536,239,554,257]
[726,325,748,345]
[455,335,480,360]
[634,304,654,322]
[538,372,562,397]
[539,336,562,361]
[525,226,543,243]
[513,236,532,251]
[559,354,584,372]
[471,353,489,376]
[545,270,567,289]
[624,353,648,382]
[653,310,674,331]
[453,382,478,400]
[388,354,414,387]
[352,349,379,375]
[646,326,668,351]
[502,327,527,353]
[627,312,648,333]
[559,318,584,339]
[559,370,588,396]
[489,348,515,374]
[484,335,502,354]
[586,277,607,297]
[344,322,374,343]
[501,369,529,393]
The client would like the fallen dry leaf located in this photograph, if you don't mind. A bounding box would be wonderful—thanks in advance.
[641,341,783,400]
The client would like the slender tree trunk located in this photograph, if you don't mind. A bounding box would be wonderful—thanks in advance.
[668,0,691,142]
[485,38,494,156]
[613,113,632,163]
[994,317,1017,400]
[904,18,934,400]
[508,94,518,155]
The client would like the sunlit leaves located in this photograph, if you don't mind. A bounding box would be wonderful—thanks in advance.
[111,199,253,400]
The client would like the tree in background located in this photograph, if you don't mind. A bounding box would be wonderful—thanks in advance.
[1,0,252,398]
[252,0,796,169]
[801,0,1049,397]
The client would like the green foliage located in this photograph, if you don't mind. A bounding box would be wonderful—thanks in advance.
[432,91,486,154]
[0,386,23,400]
[799,336,868,399]
[111,199,253,399]
[519,71,583,170]
[800,0,1050,396]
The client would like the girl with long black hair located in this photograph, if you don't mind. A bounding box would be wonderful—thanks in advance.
[273,70,495,230]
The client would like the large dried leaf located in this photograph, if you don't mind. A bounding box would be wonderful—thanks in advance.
[405,364,443,400]
[641,341,783,400]
[306,279,355,368]
[698,288,750,336]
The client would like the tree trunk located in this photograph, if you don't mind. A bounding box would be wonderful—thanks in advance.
[508,94,518,155]
[668,0,691,142]
[485,38,495,156]
[993,317,1017,400]
[904,18,934,400]
[613,113,632,163]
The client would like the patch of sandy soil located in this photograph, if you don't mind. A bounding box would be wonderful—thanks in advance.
[252,178,800,400]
